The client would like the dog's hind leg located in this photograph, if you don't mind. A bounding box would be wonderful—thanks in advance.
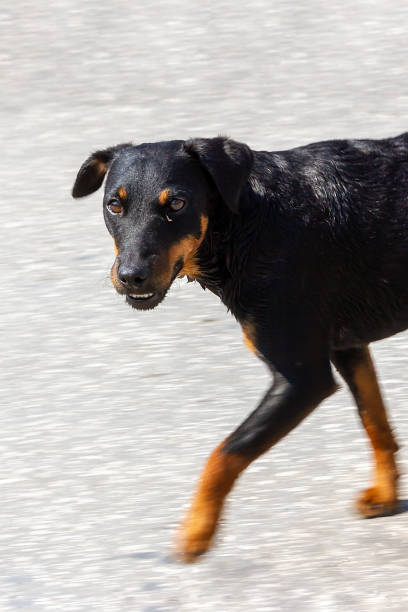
[332,345,399,517]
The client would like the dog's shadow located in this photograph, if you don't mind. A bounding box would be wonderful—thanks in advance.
[363,499,408,519]
[105,551,175,564]
[371,499,408,518]
[395,499,408,515]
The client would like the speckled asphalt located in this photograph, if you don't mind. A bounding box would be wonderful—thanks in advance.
[1,1,408,610]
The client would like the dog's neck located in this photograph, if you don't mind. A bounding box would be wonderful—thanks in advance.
[187,203,255,317]
[193,223,231,298]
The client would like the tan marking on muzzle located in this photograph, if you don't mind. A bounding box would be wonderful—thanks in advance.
[111,215,209,295]
[110,257,121,291]
[176,215,209,280]
[178,257,201,280]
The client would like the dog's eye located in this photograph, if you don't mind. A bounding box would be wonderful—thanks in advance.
[107,200,123,215]
[170,198,185,212]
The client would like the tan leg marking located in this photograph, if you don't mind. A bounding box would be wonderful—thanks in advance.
[353,347,399,517]
[177,442,249,562]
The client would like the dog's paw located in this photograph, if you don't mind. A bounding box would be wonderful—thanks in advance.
[355,486,399,518]
[174,515,217,563]
[175,532,212,563]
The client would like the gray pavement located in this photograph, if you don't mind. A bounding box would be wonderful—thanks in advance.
[1,1,408,610]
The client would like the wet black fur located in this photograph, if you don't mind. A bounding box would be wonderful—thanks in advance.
[73,133,408,461]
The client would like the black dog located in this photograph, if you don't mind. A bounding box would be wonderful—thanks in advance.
[73,134,408,561]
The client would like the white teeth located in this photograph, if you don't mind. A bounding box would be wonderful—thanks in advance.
[129,293,154,299]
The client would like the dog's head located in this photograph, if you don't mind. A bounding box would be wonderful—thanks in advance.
[72,138,253,310]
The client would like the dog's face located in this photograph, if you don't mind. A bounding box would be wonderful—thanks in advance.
[72,138,253,310]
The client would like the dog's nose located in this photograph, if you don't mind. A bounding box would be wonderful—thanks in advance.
[118,263,149,287]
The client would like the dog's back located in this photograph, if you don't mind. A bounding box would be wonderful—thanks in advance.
[241,133,408,348]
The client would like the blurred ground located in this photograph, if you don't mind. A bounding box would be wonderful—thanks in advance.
[1,1,408,610]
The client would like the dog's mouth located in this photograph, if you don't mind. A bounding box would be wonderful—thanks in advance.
[128,292,155,301]
[112,257,184,311]
[125,290,166,310]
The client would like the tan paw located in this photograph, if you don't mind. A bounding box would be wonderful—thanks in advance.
[356,486,398,518]
[174,515,218,563]
[175,532,212,563]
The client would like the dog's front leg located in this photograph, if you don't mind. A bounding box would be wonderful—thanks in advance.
[176,362,336,562]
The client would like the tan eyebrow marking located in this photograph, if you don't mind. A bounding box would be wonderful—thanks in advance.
[158,188,170,205]
[117,187,127,200]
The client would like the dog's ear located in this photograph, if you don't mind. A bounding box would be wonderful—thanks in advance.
[184,137,253,213]
[72,144,130,198]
